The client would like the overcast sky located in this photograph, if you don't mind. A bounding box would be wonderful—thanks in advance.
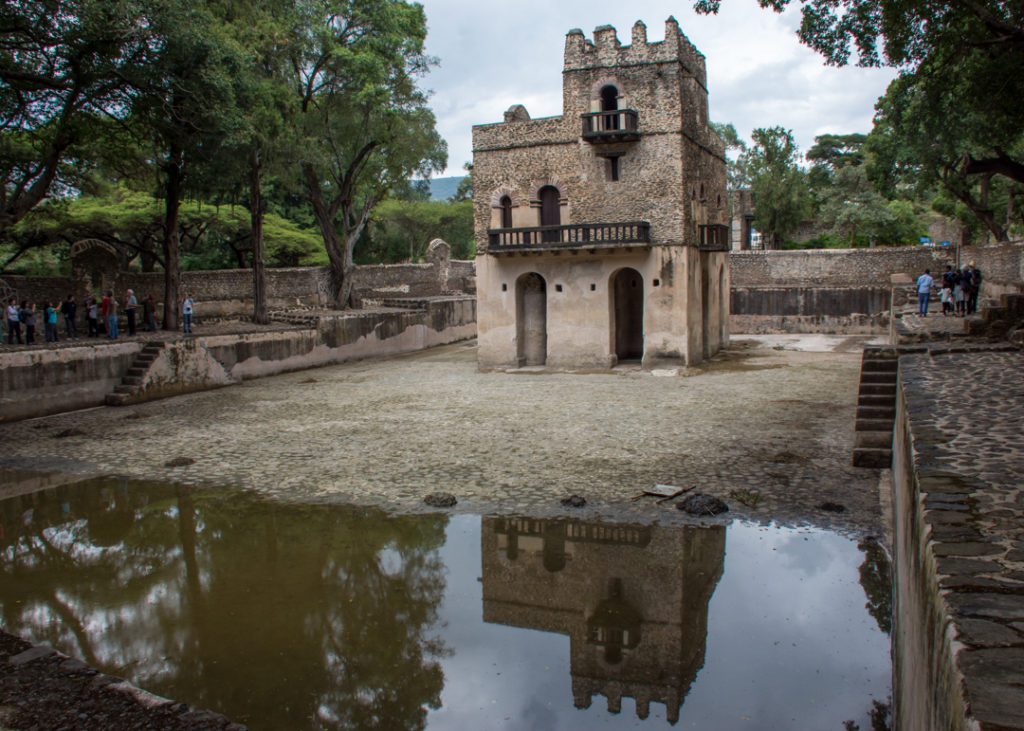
[416,0,897,176]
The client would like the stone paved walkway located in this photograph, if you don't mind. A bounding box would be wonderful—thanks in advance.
[899,348,1024,727]
[0,338,884,533]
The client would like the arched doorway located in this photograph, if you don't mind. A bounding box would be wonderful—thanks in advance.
[499,195,512,228]
[600,84,619,112]
[538,186,560,243]
[516,272,547,366]
[612,268,643,361]
[600,84,620,130]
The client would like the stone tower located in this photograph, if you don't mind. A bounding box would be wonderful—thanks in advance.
[481,518,726,723]
[472,18,729,369]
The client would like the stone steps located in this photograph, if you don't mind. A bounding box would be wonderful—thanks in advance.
[852,347,899,468]
[105,341,165,407]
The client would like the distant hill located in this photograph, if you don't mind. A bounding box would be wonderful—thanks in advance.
[428,176,466,201]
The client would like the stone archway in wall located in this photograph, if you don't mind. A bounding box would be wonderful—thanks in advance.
[516,272,547,366]
[70,239,120,297]
[612,268,644,362]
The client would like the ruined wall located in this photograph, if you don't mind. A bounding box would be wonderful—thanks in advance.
[0,297,476,420]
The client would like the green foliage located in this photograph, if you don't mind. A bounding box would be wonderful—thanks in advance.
[695,0,1024,238]
[711,121,748,189]
[360,198,473,264]
[0,0,153,236]
[783,233,850,250]
[816,165,925,246]
[2,187,323,274]
[289,0,448,305]
[451,162,473,202]
[741,127,811,249]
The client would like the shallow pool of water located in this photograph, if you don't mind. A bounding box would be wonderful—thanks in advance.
[0,479,890,729]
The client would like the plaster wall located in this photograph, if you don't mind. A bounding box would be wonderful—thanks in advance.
[477,247,724,369]
[0,343,141,422]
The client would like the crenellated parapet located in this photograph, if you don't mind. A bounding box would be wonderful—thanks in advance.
[563,18,707,89]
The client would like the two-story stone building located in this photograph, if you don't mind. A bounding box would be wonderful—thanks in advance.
[473,18,730,369]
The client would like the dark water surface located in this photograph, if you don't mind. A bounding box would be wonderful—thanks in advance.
[0,479,891,730]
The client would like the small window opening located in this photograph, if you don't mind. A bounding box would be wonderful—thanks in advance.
[590,283,596,291]
[606,156,620,182]
[501,283,508,292]
[555,284,563,292]
[653,279,660,287]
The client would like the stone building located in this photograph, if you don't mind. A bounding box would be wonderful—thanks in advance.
[472,18,730,369]
[481,518,726,723]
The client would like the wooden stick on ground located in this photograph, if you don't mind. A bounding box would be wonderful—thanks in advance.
[656,485,696,504]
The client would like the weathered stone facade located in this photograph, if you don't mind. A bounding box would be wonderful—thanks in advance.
[473,19,729,369]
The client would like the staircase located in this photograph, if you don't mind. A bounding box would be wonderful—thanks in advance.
[852,348,899,468]
[105,341,165,406]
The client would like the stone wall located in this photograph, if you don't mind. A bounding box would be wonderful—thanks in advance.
[730,243,1023,294]
[729,243,1023,332]
[890,348,1024,730]
[0,250,476,321]
[0,297,476,420]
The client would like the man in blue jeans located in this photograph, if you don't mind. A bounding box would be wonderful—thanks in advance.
[916,269,934,316]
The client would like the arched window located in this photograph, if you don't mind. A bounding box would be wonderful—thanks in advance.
[499,195,512,228]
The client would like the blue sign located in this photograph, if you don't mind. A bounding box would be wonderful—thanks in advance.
[919,236,931,244]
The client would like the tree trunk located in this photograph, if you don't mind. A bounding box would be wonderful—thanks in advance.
[303,163,349,309]
[162,147,183,331]
[250,149,268,324]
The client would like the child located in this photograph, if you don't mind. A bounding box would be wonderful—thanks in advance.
[940,282,953,316]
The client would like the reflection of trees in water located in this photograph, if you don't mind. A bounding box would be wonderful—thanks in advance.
[0,480,450,730]
[856,539,892,636]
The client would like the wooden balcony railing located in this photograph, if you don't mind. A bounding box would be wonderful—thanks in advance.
[581,110,640,142]
[698,224,730,251]
[487,221,651,252]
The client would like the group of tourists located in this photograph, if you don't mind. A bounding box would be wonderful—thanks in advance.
[917,262,983,317]
[4,291,196,346]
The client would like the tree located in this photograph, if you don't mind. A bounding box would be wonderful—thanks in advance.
[711,121,749,189]
[450,161,473,203]
[0,0,150,239]
[817,165,925,247]
[740,127,810,249]
[866,76,1018,242]
[290,0,447,309]
[693,1,1024,189]
[124,0,249,329]
[364,198,473,264]
[1,186,324,274]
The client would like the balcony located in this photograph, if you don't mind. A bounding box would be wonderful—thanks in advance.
[698,224,730,252]
[581,110,640,143]
[487,221,651,254]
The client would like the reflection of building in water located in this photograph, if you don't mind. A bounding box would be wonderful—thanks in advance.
[481,517,725,724]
